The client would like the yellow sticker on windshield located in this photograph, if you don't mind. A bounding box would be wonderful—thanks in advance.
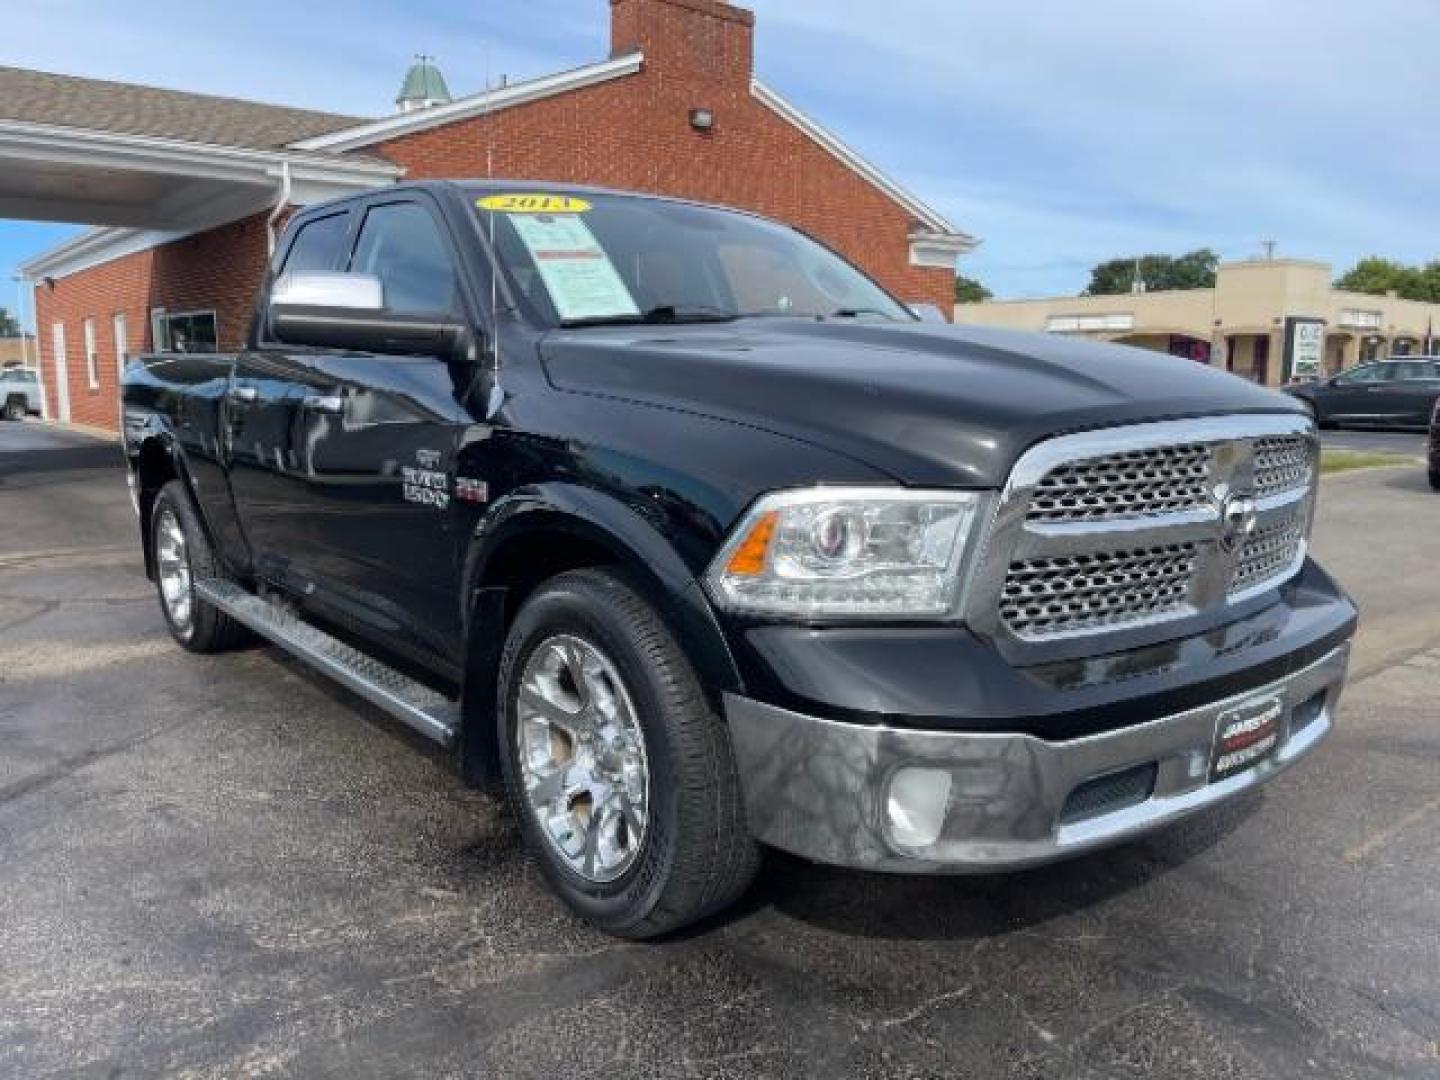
[477,194,592,214]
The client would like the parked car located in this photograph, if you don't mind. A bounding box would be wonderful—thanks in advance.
[121,181,1357,938]
[1429,398,1440,491]
[0,365,43,420]
[1285,358,1440,430]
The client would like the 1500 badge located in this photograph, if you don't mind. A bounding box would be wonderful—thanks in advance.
[402,465,450,509]
[402,449,450,509]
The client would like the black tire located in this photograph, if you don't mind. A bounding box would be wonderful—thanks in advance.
[2,397,24,422]
[1429,469,1440,493]
[496,568,759,939]
[150,480,250,653]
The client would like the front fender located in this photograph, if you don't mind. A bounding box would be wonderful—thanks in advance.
[455,482,744,789]
[463,481,743,697]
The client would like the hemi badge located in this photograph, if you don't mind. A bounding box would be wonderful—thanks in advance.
[455,477,489,504]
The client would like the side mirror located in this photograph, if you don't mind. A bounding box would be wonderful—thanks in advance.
[269,273,467,358]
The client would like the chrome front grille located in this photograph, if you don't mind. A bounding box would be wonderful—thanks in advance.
[969,416,1317,647]
[1027,443,1211,523]
[1252,435,1315,497]
[1000,543,1198,637]
[1230,516,1306,596]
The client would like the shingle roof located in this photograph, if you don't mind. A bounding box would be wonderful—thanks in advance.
[0,66,366,151]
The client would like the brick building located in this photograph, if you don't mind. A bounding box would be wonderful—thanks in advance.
[7,0,974,433]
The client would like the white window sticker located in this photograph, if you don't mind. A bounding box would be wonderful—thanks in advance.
[509,214,640,322]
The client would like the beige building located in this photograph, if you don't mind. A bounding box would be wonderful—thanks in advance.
[0,337,36,367]
[956,259,1440,387]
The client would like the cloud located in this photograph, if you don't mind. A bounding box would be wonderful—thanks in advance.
[747,0,1440,294]
[2,0,1437,304]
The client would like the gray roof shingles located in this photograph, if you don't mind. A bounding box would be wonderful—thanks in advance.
[0,65,369,151]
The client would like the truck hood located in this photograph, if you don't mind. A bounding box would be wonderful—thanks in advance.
[539,320,1307,488]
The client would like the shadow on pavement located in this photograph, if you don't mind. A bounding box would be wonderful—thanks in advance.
[727,790,1261,943]
[0,445,122,481]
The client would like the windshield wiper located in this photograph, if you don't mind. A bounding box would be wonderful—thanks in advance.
[561,304,739,329]
[826,308,898,321]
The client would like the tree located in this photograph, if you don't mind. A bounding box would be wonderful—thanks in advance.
[1084,249,1219,296]
[954,273,993,303]
[0,307,19,338]
[1334,257,1440,303]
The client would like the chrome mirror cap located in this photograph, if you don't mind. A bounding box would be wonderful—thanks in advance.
[271,272,384,312]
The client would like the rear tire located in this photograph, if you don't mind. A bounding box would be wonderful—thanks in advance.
[1429,469,1440,492]
[3,397,23,422]
[151,481,250,653]
[497,569,759,939]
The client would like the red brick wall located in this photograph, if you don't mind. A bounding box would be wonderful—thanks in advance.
[378,0,954,313]
[32,213,270,429]
[30,0,956,434]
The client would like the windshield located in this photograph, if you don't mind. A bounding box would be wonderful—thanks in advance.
[473,191,914,327]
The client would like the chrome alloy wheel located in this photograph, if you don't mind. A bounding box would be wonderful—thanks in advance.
[155,507,194,637]
[516,634,650,884]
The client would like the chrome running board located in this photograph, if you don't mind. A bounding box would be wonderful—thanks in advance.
[195,579,460,746]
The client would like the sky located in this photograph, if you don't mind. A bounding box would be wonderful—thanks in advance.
[3,0,1439,327]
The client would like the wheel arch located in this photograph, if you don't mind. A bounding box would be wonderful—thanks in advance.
[456,483,743,788]
[133,434,200,581]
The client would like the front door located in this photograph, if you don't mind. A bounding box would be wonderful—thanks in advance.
[1323,362,1392,422]
[226,207,357,578]
[228,196,472,669]
[284,197,471,665]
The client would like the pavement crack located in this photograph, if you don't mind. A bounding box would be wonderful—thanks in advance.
[871,983,974,1030]
[0,600,58,634]
[1342,793,1440,864]
[0,715,199,808]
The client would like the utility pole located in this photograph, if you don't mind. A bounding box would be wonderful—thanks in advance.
[1261,240,1277,261]
[11,274,31,368]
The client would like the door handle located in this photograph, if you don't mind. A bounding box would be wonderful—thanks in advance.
[229,385,258,404]
[302,393,345,416]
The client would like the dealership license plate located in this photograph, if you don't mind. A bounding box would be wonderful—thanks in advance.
[1210,695,1285,782]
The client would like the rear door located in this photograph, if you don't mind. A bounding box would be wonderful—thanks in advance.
[272,194,471,667]
[1373,361,1440,427]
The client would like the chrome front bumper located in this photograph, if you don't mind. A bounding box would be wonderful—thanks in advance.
[724,642,1349,872]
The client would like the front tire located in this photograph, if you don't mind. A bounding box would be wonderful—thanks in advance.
[3,397,24,422]
[497,569,758,939]
[150,481,250,653]
[1430,468,1440,492]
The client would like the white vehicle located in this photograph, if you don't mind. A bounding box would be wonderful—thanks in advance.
[0,366,43,421]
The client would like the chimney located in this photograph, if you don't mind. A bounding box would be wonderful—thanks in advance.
[611,0,755,87]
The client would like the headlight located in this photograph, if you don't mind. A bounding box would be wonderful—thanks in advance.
[704,487,987,619]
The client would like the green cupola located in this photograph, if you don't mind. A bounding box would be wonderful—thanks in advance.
[396,55,453,113]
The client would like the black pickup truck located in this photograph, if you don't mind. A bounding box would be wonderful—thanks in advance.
[123,181,1357,938]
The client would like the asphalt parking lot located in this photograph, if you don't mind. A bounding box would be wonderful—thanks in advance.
[1320,429,1429,457]
[2,421,1438,1079]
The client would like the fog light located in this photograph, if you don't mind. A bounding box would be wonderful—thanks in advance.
[887,767,952,848]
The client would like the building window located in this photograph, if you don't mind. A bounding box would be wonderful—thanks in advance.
[113,312,128,373]
[157,311,219,354]
[1045,313,1135,333]
[83,317,99,390]
[1339,309,1383,330]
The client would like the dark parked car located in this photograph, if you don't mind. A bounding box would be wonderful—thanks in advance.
[1429,398,1440,490]
[1286,358,1440,430]
[121,180,1356,937]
